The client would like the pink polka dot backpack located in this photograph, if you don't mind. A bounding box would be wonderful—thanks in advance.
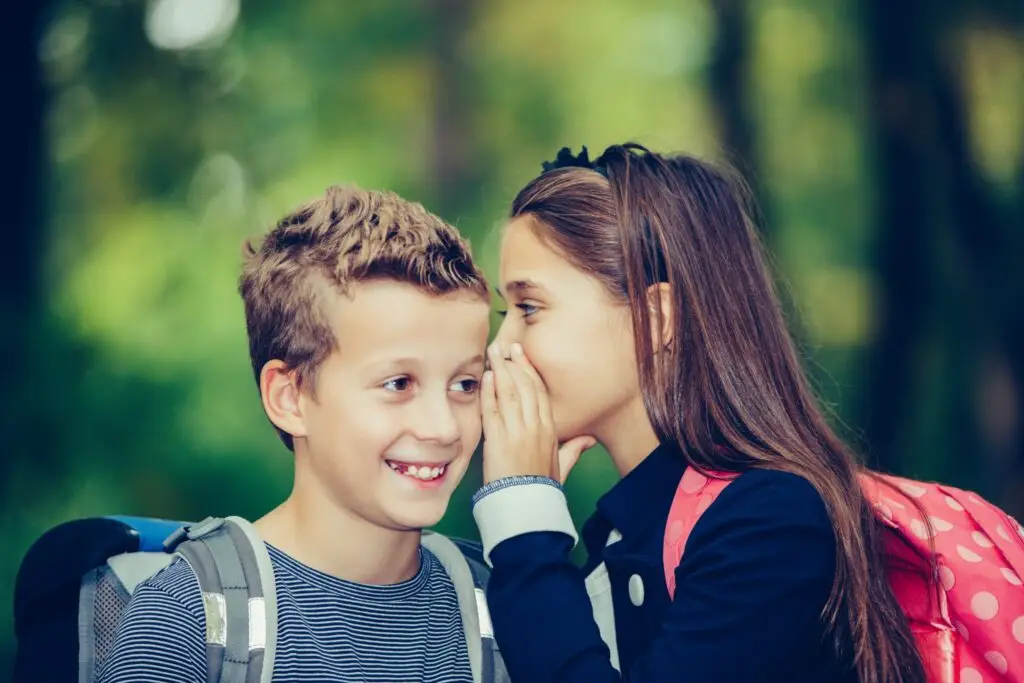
[663,469,1024,683]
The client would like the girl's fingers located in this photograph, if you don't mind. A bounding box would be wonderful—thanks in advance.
[480,370,503,436]
[487,343,520,427]
[502,352,538,426]
[510,342,554,430]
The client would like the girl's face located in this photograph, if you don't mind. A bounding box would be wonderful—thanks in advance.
[494,216,642,443]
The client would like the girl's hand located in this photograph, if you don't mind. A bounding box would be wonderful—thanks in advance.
[481,342,596,484]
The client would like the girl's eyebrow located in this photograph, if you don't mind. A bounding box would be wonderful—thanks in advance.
[497,279,545,298]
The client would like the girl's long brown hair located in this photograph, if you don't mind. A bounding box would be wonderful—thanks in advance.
[511,143,926,683]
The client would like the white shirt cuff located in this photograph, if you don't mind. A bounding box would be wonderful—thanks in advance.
[471,481,578,565]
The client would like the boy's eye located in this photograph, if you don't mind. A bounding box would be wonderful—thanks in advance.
[450,378,480,394]
[383,377,412,393]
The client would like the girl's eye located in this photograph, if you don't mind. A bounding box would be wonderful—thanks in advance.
[450,378,480,394]
[517,303,538,317]
[383,377,412,393]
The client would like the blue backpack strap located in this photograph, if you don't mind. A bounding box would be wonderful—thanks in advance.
[165,517,276,683]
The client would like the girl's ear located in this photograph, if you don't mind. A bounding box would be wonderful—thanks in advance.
[646,283,674,352]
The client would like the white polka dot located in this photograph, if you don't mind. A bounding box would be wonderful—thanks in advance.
[1002,567,1022,586]
[972,531,994,548]
[945,495,964,511]
[911,519,931,539]
[971,591,999,620]
[957,545,983,563]
[939,565,956,591]
[968,494,982,505]
[882,496,906,510]
[695,494,713,515]
[955,620,970,641]
[929,516,954,532]
[900,482,927,497]
[1017,523,1024,539]
[984,651,1008,675]
[679,471,707,493]
[1014,616,1024,643]
[878,503,893,521]
[960,666,983,683]
[997,525,1011,541]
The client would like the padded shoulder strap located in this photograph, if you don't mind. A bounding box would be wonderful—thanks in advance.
[423,533,511,683]
[166,517,276,683]
[225,516,277,683]
[422,532,483,683]
[662,469,737,599]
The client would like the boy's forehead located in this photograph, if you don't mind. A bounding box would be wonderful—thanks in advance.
[323,279,489,362]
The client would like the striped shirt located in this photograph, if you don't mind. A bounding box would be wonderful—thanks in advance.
[96,544,473,683]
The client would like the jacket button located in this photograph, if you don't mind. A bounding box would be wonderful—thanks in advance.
[628,574,645,606]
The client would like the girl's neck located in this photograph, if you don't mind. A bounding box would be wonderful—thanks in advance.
[595,397,661,477]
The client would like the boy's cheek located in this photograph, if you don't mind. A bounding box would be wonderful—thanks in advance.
[463,402,484,444]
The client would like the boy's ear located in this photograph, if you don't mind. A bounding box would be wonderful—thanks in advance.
[260,360,308,442]
[646,282,673,352]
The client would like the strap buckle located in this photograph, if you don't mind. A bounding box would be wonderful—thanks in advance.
[162,516,225,551]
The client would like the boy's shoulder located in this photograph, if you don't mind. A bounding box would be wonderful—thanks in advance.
[131,556,206,617]
[420,532,488,582]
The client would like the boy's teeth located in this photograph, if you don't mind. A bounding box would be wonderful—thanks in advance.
[389,462,446,480]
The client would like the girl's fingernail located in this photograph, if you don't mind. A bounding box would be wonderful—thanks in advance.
[512,343,523,356]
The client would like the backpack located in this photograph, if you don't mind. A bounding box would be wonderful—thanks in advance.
[662,469,1024,683]
[13,515,509,683]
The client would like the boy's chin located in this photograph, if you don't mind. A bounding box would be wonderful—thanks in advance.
[386,501,450,532]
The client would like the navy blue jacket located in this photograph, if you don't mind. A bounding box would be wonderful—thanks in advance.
[472,444,859,683]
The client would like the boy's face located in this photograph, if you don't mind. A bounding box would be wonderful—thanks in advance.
[293,280,490,531]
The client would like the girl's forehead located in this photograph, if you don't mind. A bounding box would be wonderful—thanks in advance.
[498,218,570,286]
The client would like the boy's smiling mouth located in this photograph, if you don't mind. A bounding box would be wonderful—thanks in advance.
[385,460,450,482]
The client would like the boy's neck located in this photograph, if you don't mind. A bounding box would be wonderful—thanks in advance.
[254,482,422,586]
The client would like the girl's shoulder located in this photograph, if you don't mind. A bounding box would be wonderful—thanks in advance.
[693,467,835,542]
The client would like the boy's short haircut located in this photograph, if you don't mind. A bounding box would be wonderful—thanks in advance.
[239,185,489,450]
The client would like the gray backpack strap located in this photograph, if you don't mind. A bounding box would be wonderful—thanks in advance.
[450,539,511,683]
[224,516,277,683]
[164,517,276,683]
[422,533,511,683]
[422,532,482,683]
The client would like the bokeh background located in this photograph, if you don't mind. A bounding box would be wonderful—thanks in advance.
[3,0,1023,673]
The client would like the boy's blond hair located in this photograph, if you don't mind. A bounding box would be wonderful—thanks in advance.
[239,185,489,449]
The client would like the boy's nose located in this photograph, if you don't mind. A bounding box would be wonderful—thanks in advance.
[412,394,461,446]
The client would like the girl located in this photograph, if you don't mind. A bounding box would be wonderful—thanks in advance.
[472,144,927,683]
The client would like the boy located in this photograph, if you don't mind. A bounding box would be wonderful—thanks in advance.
[97,185,492,682]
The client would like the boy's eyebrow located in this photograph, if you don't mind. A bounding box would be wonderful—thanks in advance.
[458,354,485,370]
[368,357,421,374]
[370,355,485,374]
